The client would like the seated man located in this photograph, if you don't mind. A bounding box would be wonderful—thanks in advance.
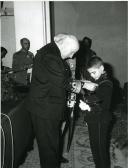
[1,46,8,71]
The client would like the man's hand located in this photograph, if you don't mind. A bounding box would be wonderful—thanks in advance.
[79,100,91,111]
[27,68,32,73]
[82,80,98,91]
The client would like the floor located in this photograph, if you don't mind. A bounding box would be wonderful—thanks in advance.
[19,105,127,168]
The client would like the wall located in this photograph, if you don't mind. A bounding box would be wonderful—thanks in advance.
[1,1,51,68]
[54,1,127,86]
[14,1,46,55]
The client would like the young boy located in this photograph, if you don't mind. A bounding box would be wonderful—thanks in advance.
[79,56,113,168]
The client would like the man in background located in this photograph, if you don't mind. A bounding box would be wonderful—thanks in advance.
[12,38,34,86]
[75,36,96,80]
[12,38,34,99]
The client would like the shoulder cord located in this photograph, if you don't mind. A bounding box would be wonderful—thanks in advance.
[1,113,14,168]
[1,126,5,168]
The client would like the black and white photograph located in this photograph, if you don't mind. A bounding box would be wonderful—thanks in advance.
[1,1,127,168]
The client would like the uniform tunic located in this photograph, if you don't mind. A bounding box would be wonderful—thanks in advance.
[12,49,34,85]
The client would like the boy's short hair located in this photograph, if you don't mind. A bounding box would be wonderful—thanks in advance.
[87,56,103,69]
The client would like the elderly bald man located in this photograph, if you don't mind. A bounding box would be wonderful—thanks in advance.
[25,34,79,168]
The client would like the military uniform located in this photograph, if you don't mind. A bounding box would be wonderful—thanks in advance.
[12,49,34,86]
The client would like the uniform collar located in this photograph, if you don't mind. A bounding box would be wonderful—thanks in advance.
[95,72,108,84]
[20,48,29,54]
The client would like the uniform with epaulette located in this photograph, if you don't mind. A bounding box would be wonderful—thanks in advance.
[12,49,34,86]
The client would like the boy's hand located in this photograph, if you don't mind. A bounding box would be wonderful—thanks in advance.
[79,100,91,111]
[82,80,98,91]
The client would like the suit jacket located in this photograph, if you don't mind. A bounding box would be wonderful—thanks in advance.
[26,42,71,120]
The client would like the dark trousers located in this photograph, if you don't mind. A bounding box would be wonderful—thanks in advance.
[31,113,60,168]
[87,122,111,168]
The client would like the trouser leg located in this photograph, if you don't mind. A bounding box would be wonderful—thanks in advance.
[27,110,35,151]
[87,122,110,168]
[31,113,60,168]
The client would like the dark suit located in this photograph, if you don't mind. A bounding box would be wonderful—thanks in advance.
[26,42,71,168]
